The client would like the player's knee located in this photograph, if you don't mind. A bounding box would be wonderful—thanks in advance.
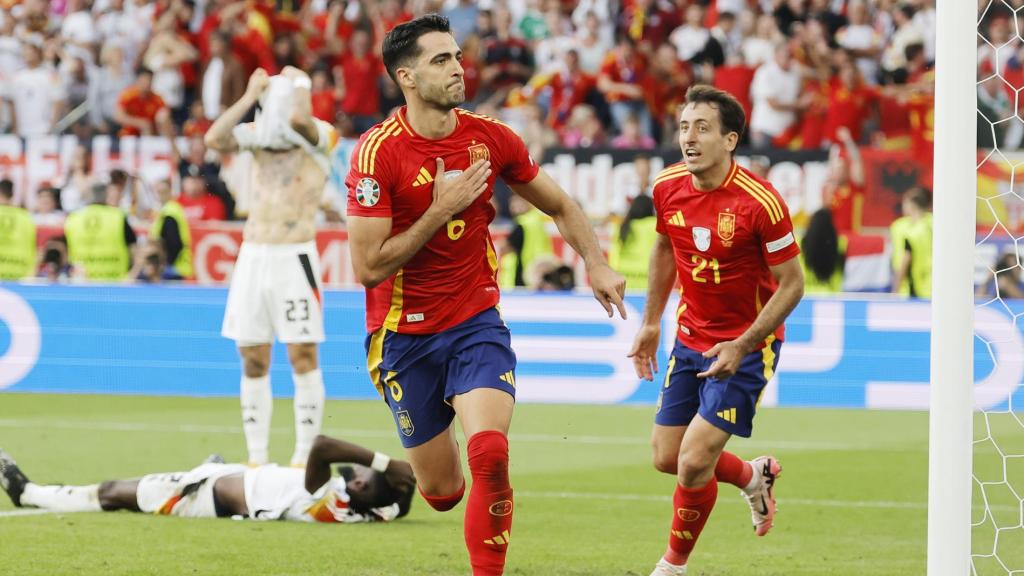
[242,356,269,377]
[652,451,678,474]
[97,480,122,511]
[467,431,509,481]
[677,452,716,487]
[287,345,318,373]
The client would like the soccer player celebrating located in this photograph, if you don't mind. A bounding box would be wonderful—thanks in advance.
[0,435,415,523]
[345,15,626,576]
[206,67,335,468]
[628,86,804,576]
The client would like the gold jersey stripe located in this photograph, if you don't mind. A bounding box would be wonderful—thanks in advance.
[654,171,690,187]
[734,171,783,223]
[734,178,780,225]
[382,269,404,331]
[654,164,689,181]
[359,118,397,173]
[734,171,782,220]
[366,328,387,397]
[368,124,402,175]
[457,109,513,130]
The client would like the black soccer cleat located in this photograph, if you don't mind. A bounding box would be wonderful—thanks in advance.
[0,449,30,507]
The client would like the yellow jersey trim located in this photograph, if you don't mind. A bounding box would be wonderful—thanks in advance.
[654,164,690,187]
[366,328,387,398]
[382,270,404,331]
[359,118,397,173]
[734,171,783,224]
[368,123,402,175]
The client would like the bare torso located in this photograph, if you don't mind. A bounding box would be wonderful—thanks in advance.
[242,148,327,244]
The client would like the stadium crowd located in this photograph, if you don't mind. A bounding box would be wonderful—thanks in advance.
[0,0,969,296]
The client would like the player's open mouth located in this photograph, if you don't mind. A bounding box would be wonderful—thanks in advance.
[685,148,701,160]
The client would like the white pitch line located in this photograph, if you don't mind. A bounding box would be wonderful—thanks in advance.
[0,419,923,453]
[2,491,1015,520]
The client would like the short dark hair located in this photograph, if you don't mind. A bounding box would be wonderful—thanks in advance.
[382,14,452,84]
[904,187,931,210]
[0,179,13,200]
[683,84,746,142]
[338,466,414,519]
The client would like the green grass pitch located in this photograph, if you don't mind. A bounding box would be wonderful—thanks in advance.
[0,393,1008,575]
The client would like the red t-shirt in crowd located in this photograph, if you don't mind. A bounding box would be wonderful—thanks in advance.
[346,107,540,335]
[340,53,382,117]
[179,194,226,221]
[117,87,165,136]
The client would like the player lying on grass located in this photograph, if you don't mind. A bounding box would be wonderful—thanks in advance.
[0,435,415,523]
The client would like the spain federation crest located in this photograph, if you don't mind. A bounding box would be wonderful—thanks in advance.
[396,409,414,437]
[355,178,380,207]
[717,212,736,246]
[468,143,490,164]
[693,227,711,252]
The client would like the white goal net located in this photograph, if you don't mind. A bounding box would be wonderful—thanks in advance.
[974,1,1024,574]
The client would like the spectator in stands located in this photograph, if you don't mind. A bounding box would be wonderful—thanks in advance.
[617,0,673,51]
[800,208,846,294]
[518,103,558,161]
[0,179,37,280]
[536,262,576,291]
[609,193,657,292]
[824,58,875,145]
[61,56,91,137]
[182,100,213,137]
[669,4,716,64]
[443,0,478,45]
[114,66,171,136]
[339,29,383,133]
[749,43,805,148]
[598,34,651,138]
[611,113,656,149]
[60,0,98,54]
[523,48,595,130]
[560,103,606,148]
[480,7,534,105]
[169,134,235,220]
[64,182,137,281]
[882,3,924,82]
[272,33,301,73]
[573,11,612,75]
[835,0,884,85]
[201,31,246,121]
[742,13,782,68]
[130,241,167,284]
[88,42,132,134]
[38,236,71,283]
[531,6,575,74]
[149,178,192,281]
[647,42,692,143]
[890,187,933,298]
[178,173,226,222]
[499,194,554,289]
[6,40,65,137]
[143,11,198,122]
[976,252,1024,300]
[59,143,95,213]
[33,185,65,226]
[309,67,340,123]
[822,127,866,233]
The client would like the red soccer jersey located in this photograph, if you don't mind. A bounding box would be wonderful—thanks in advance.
[653,162,801,352]
[346,107,540,334]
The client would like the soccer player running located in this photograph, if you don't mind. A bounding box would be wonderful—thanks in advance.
[0,435,415,523]
[345,15,626,576]
[206,67,335,468]
[628,86,804,576]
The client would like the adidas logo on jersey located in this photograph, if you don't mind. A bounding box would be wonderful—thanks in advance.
[716,408,737,424]
[667,211,685,226]
[412,167,434,187]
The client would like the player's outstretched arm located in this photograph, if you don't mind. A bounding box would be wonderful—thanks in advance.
[349,158,491,288]
[510,170,627,318]
[628,234,677,381]
[304,435,415,495]
[204,68,269,153]
[698,256,804,379]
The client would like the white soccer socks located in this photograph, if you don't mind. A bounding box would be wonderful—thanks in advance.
[21,483,102,512]
[241,375,272,466]
[290,369,324,467]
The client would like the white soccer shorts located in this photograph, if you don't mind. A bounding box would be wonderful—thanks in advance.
[221,241,326,345]
[136,463,247,517]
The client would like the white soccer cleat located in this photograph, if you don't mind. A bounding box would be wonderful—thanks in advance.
[742,455,782,537]
[649,558,687,576]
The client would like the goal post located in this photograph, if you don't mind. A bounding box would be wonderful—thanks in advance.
[927,1,977,575]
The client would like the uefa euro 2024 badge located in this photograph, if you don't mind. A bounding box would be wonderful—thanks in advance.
[356,178,380,207]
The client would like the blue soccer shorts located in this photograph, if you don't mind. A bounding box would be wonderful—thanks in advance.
[654,336,782,438]
[364,307,517,448]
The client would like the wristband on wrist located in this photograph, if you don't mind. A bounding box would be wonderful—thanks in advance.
[293,76,312,90]
[370,451,391,473]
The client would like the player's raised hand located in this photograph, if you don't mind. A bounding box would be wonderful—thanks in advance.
[697,340,746,379]
[245,68,270,98]
[431,157,491,217]
[383,459,416,494]
[588,262,627,319]
[628,323,660,381]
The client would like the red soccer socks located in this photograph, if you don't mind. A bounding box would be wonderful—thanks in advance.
[662,478,718,567]
[464,431,514,576]
[420,480,465,512]
[714,450,754,489]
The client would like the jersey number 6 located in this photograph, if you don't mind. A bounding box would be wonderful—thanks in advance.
[447,219,466,240]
